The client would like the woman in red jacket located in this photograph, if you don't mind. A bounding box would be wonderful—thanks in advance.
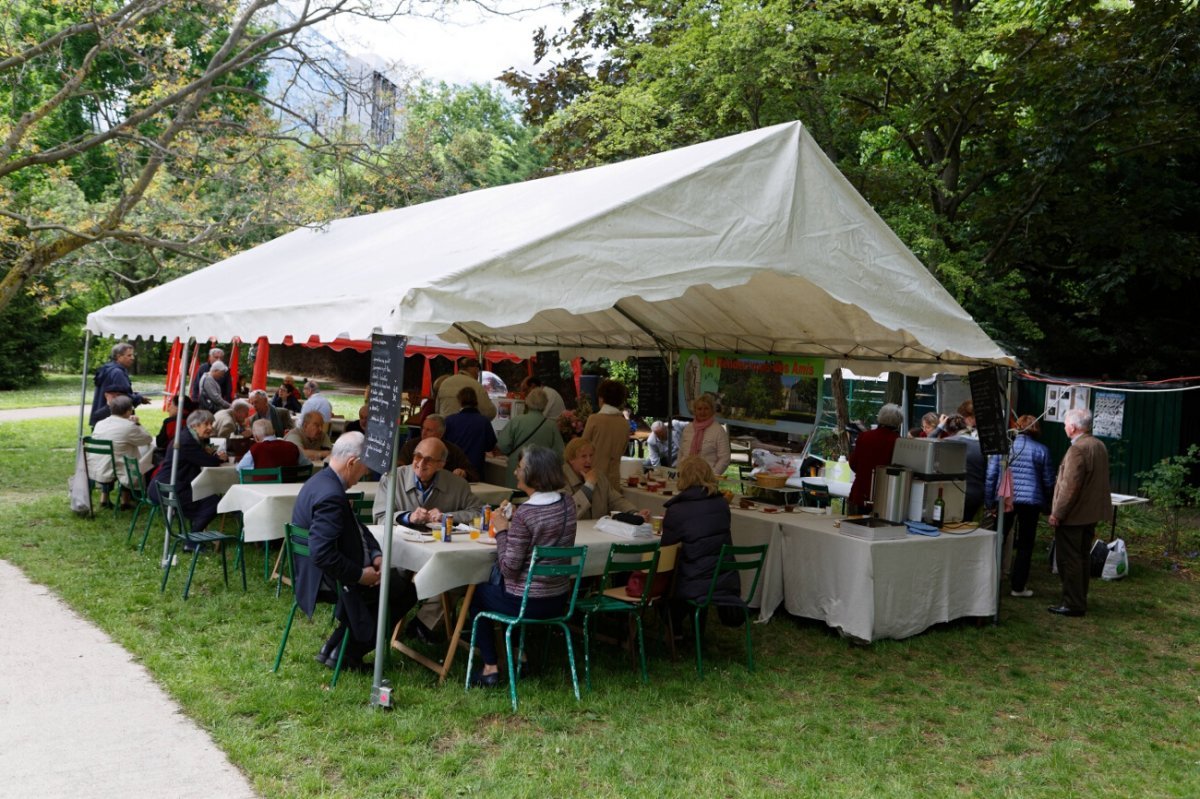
[847,403,904,514]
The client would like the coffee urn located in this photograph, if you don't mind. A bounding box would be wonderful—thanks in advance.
[871,465,913,524]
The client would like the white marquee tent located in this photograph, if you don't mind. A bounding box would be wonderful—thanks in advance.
[87,121,1013,375]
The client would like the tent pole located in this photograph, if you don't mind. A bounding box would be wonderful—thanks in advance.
[165,335,193,567]
[993,366,1013,627]
[78,331,93,441]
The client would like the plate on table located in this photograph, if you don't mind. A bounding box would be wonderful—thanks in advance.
[475,536,497,546]
[400,532,435,543]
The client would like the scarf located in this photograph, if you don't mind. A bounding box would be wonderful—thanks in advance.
[689,417,715,456]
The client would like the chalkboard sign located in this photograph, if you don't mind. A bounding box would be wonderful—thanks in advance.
[638,356,671,418]
[363,334,408,474]
[968,366,1008,457]
[534,350,560,390]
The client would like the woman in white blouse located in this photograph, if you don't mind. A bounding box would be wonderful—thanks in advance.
[678,394,730,477]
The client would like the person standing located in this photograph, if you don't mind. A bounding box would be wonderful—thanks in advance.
[582,379,634,489]
[847,403,903,514]
[496,388,563,488]
[198,361,232,412]
[436,357,497,420]
[1048,408,1111,617]
[985,415,1056,598]
[677,394,731,477]
[291,432,418,672]
[189,347,232,405]
[443,388,497,481]
[89,342,148,427]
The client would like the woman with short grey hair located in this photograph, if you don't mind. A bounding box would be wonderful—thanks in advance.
[495,388,564,488]
[847,403,905,513]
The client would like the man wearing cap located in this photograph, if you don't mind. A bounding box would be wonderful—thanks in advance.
[435,357,496,420]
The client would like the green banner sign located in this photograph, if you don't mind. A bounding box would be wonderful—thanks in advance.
[678,350,824,432]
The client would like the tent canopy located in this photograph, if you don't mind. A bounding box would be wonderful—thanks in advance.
[86,121,1013,376]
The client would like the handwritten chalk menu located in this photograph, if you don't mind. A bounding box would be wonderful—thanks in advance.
[534,350,560,389]
[363,334,408,474]
[638,356,671,418]
[968,366,1008,457]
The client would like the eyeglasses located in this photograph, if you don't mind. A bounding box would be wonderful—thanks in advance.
[412,453,446,464]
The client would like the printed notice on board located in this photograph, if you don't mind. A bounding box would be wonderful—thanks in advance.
[1092,391,1125,439]
[1044,384,1091,424]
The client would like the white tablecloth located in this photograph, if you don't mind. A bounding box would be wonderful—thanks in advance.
[191,463,240,501]
[765,516,998,642]
[371,519,628,600]
[217,482,381,543]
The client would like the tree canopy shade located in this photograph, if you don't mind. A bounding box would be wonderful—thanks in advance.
[0,0,419,315]
[502,0,1200,378]
[87,122,1013,376]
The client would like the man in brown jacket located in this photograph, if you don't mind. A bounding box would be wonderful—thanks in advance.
[1048,407,1111,616]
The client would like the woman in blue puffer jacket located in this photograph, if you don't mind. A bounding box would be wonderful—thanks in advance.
[986,415,1056,598]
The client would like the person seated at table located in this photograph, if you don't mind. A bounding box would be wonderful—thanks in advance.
[299,379,333,423]
[212,398,252,438]
[344,404,368,435]
[374,436,484,642]
[372,438,483,526]
[496,388,563,488]
[582,379,634,490]
[644,420,677,468]
[397,414,476,481]
[660,455,740,640]
[148,410,226,531]
[286,411,333,462]
[292,432,419,673]
[273,375,302,412]
[944,414,985,522]
[562,438,649,521]
[89,395,154,510]
[519,376,564,420]
[847,403,903,514]
[444,388,496,482]
[678,394,731,478]
[154,393,196,467]
[467,446,577,687]
[249,389,290,438]
[189,347,231,405]
[238,419,309,473]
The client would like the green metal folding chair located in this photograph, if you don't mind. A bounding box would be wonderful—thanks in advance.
[157,483,246,599]
[685,543,768,678]
[273,523,351,687]
[237,467,282,579]
[122,455,158,550]
[350,497,374,525]
[576,541,662,690]
[466,545,588,712]
[82,436,120,517]
[281,464,313,483]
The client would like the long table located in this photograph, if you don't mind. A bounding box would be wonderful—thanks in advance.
[622,485,998,642]
[217,482,381,543]
[369,518,633,682]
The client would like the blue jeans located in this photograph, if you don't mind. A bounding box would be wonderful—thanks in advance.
[469,582,565,666]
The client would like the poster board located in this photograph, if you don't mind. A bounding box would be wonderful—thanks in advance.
[677,349,823,434]
[1044,384,1091,425]
[1092,391,1125,439]
[363,333,407,475]
[637,356,671,418]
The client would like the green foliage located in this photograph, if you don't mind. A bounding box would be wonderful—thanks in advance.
[1136,445,1200,555]
[606,357,638,412]
[0,288,68,389]
[504,0,1200,377]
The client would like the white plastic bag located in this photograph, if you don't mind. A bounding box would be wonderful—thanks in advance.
[595,516,654,540]
[1101,538,1129,581]
[68,442,93,516]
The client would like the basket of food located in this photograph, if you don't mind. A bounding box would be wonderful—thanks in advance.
[754,472,788,489]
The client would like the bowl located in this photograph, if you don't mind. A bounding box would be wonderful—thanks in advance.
[754,473,788,489]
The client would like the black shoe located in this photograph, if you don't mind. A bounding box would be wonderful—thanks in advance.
[469,670,502,688]
[315,639,341,668]
[404,619,443,646]
[1047,605,1085,617]
[516,661,531,680]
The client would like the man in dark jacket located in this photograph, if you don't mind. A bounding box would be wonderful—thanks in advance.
[291,432,417,671]
[89,342,148,427]
[148,410,224,530]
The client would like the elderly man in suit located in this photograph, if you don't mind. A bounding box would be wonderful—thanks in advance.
[1048,408,1111,617]
[291,432,418,672]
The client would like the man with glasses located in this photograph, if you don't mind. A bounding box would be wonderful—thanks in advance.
[396,414,478,481]
[372,437,484,643]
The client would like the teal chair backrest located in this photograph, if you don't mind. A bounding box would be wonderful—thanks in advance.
[239,467,282,484]
[281,464,313,483]
[513,545,588,621]
[82,436,117,477]
[598,541,661,609]
[156,482,192,535]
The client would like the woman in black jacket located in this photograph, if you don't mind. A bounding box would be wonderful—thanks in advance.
[660,455,741,636]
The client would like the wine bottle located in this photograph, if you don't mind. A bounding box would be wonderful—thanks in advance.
[932,487,945,528]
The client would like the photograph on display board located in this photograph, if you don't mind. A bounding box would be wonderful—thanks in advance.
[677,349,824,433]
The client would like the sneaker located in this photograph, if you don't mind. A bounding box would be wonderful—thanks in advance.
[1011,588,1034,598]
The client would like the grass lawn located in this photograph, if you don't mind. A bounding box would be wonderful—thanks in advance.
[2,414,1198,798]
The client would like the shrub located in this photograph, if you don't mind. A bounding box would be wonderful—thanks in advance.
[1136,445,1200,555]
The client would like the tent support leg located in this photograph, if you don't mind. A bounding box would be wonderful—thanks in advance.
[78,331,92,441]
